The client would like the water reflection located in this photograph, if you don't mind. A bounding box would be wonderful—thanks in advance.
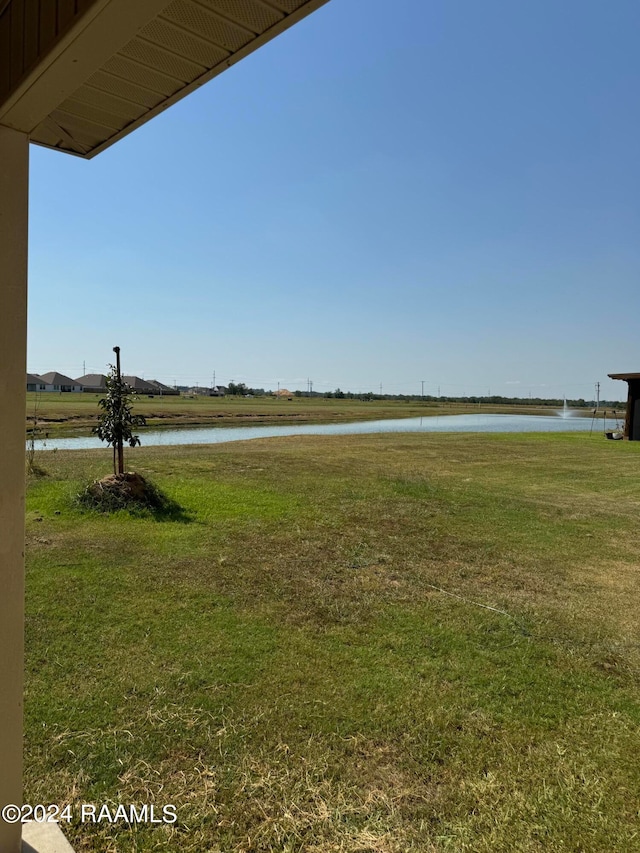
[32,413,595,452]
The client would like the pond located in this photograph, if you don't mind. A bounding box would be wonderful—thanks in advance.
[31,413,604,451]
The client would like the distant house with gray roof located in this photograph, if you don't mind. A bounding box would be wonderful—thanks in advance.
[26,373,46,392]
[145,379,179,396]
[75,373,108,393]
[39,371,83,392]
[123,376,158,394]
[124,376,179,396]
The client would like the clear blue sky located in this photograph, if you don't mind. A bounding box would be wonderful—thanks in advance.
[27,0,639,400]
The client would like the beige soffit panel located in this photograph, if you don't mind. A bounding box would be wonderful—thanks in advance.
[2,0,331,158]
[0,0,173,134]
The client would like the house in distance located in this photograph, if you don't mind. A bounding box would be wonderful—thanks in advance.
[26,373,46,392]
[75,373,107,393]
[38,371,83,392]
[124,376,179,396]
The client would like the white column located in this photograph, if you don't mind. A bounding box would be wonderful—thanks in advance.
[0,126,29,853]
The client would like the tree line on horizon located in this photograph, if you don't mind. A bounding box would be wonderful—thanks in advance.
[319,392,624,408]
[178,382,624,408]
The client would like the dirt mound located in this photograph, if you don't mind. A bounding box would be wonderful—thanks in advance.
[88,472,149,502]
[78,471,175,513]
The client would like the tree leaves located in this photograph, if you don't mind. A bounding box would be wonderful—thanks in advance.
[92,365,146,469]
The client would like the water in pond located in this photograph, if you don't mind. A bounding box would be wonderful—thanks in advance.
[32,413,597,451]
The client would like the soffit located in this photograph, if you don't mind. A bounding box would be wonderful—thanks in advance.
[0,0,330,158]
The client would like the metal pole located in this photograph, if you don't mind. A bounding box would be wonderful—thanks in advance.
[113,346,124,475]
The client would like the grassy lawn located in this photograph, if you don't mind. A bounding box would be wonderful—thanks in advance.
[25,392,601,437]
[24,433,640,852]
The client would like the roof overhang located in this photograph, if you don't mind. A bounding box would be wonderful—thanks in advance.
[608,373,640,381]
[0,0,330,158]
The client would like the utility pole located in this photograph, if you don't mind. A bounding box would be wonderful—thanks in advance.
[379,382,383,396]
[595,381,600,411]
[83,359,85,375]
[421,380,424,399]
[113,346,124,476]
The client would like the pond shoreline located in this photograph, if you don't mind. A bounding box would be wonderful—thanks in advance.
[27,405,602,440]
[30,413,605,452]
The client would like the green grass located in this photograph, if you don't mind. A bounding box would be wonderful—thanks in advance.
[24,433,640,851]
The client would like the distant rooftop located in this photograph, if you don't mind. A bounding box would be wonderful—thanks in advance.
[40,371,79,385]
[76,373,107,386]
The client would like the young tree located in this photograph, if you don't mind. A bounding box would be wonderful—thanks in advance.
[26,393,46,476]
[93,347,146,475]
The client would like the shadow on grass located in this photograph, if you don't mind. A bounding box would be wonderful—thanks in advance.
[76,473,194,523]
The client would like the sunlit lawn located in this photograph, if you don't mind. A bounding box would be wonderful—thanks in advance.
[24,432,640,852]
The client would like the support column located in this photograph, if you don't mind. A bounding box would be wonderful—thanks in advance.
[0,126,29,853]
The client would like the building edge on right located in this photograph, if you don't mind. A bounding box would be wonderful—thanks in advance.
[608,373,640,440]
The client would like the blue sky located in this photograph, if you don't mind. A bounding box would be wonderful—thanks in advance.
[27,0,639,399]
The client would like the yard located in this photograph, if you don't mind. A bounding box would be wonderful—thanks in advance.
[24,432,640,852]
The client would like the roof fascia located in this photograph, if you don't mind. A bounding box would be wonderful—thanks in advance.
[0,0,170,134]
[61,0,331,159]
